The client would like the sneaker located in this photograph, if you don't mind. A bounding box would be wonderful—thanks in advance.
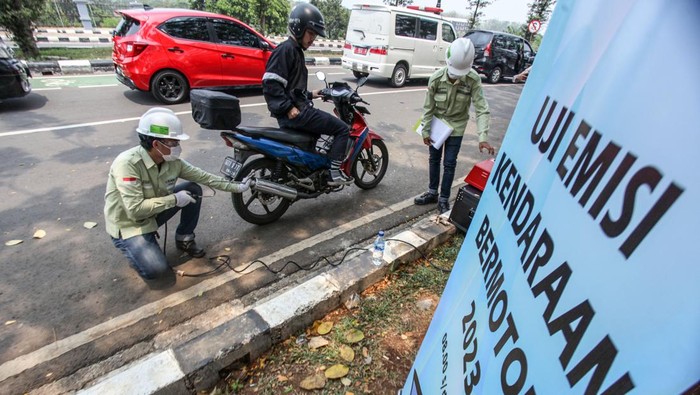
[438,200,451,214]
[328,169,354,186]
[176,240,206,258]
[414,192,438,205]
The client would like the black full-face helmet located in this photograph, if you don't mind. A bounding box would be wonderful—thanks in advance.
[288,3,326,40]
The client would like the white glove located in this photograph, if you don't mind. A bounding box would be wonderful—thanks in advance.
[174,190,196,207]
[228,177,252,193]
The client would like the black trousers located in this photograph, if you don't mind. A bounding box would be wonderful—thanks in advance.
[278,106,350,162]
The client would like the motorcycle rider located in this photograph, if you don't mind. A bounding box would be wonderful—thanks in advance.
[104,108,252,283]
[262,3,353,186]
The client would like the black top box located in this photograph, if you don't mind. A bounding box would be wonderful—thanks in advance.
[190,89,241,130]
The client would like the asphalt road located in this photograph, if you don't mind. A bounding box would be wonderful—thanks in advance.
[0,67,522,372]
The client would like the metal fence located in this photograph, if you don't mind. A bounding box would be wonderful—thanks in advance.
[39,0,190,28]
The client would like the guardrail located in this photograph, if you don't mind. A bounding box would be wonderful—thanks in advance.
[1,28,345,50]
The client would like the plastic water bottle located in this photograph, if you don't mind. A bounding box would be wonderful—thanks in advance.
[372,231,385,266]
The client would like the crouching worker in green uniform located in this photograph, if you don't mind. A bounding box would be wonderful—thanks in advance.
[104,108,252,282]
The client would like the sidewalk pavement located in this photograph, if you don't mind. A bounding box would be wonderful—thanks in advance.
[25,56,342,76]
[6,209,457,395]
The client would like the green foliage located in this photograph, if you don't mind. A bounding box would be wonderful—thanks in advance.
[0,0,46,58]
[206,0,289,36]
[521,0,556,41]
[466,0,493,29]
[311,0,350,40]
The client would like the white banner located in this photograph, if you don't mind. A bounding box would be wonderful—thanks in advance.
[402,0,700,393]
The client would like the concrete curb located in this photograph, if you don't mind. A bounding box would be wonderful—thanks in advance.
[28,57,341,75]
[34,213,457,394]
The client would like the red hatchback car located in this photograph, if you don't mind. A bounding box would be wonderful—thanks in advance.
[112,7,276,104]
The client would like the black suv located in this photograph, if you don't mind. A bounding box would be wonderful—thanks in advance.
[464,30,535,83]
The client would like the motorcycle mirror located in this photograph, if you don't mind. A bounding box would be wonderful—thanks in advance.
[357,76,368,89]
[315,71,326,82]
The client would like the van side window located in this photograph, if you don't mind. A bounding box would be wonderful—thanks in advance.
[418,19,437,41]
[395,14,417,38]
[441,23,456,42]
[493,34,506,49]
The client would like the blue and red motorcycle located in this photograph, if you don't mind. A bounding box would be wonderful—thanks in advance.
[191,72,388,225]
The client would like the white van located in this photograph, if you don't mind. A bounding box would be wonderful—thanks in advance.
[341,4,457,87]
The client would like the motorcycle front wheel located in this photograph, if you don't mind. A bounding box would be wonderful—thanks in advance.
[232,158,291,225]
[351,139,389,190]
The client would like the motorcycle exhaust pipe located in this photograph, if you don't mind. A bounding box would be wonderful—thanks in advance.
[252,179,298,200]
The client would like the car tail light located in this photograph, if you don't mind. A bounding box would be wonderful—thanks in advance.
[370,46,388,55]
[124,41,148,57]
[484,42,491,58]
[344,41,352,50]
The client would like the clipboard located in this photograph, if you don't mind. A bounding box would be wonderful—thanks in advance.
[415,116,453,149]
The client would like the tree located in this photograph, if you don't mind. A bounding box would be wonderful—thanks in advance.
[466,0,494,29]
[0,0,44,59]
[206,0,289,36]
[311,0,349,40]
[521,0,555,41]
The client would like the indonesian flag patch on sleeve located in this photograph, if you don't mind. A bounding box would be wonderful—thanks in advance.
[122,177,138,183]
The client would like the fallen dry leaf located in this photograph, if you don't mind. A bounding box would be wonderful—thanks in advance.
[345,329,364,344]
[277,375,288,382]
[83,221,98,229]
[5,240,22,246]
[308,336,329,349]
[324,364,349,379]
[317,321,333,335]
[339,345,354,362]
[33,229,46,239]
[341,378,352,387]
[299,373,325,390]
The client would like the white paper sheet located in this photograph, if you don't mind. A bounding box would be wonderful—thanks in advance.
[415,116,453,149]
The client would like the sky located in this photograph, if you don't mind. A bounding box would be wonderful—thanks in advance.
[340,0,533,24]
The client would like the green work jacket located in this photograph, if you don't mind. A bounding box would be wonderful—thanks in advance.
[421,68,490,142]
[104,146,235,239]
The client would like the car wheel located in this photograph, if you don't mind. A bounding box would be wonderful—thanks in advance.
[390,64,407,87]
[353,70,369,79]
[488,67,502,84]
[151,70,189,104]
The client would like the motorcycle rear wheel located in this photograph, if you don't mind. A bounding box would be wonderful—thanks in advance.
[232,158,291,225]
[351,139,389,189]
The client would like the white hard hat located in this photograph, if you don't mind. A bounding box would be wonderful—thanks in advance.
[136,107,189,140]
[446,38,475,76]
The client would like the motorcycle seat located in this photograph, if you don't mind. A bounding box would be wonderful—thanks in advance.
[235,126,316,147]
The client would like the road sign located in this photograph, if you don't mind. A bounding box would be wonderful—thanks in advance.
[528,19,542,34]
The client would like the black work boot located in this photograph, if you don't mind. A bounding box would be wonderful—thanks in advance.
[414,191,438,205]
[176,239,205,258]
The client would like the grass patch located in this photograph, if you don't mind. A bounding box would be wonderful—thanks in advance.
[207,232,466,394]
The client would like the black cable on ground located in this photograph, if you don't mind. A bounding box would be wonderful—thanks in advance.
[178,247,368,277]
[177,237,451,277]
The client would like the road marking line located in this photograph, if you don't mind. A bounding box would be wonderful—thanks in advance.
[79,84,119,88]
[31,88,62,91]
[0,194,418,382]
[3,84,499,138]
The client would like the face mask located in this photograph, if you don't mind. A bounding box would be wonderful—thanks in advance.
[157,143,181,161]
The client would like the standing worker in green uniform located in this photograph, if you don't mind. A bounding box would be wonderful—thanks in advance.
[414,37,496,214]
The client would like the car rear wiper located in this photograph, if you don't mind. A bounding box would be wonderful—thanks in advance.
[353,29,366,39]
